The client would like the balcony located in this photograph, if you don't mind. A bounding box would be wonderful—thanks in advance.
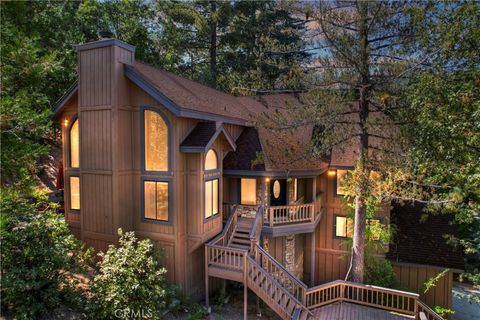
[262,195,323,237]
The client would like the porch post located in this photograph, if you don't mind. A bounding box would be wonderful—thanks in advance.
[205,246,210,312]
[311,229,316,286]
[244,254,248,320]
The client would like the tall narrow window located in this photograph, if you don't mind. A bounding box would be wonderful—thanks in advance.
[70,176,80,210]
[144,181,169,221]
[205,149,218,171]
[144,110,168,171]
[241,178,257,205]
[335,215,353,238]
[336,170,349,196]
[70,118,79,168]
[205,179,219,219]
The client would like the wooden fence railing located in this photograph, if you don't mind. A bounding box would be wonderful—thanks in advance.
[265,203,315,226]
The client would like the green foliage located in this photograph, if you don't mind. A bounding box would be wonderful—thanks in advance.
[88,229,169,320]
[423,269,450,294]
[157,0,309,91]
[364,257,398,289]
[0,188,91,319]
[401,1,480,298]
[185,303,209,320]
[433,306,454,318]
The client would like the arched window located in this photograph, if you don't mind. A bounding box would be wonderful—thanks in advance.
[204,149,218,171]
[69,118,79,168]
[144,110,169,171]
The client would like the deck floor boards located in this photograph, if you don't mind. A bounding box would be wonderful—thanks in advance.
[312,302,415,320]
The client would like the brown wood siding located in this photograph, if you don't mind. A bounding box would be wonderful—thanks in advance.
[393,262,452,310]
[82,173,114,234]
[79,47,112,107]
[80,110,112,170]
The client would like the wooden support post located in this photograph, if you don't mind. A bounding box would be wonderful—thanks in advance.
[205,246,210,312]
[310,229,316,287]
[243,254,248,320]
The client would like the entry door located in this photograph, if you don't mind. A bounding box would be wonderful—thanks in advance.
[270,179,287,206]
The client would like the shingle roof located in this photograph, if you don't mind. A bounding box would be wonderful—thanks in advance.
[387,201,465,270]
[180,122,217,148]
[224,127,265,171]
[131,62,252,122]
[180,121,236,153]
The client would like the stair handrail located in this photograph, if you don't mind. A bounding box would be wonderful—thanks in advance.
[249,205,263,248]
[208,205,238,246]
[416,299,444,320]
[247,256,312,318]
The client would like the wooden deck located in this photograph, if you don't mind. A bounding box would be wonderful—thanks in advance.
[312,302,414,320]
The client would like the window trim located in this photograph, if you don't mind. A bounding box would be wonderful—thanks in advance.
[333,214,353,239]
[333,168,351,197]
[68,174,81,212]
[204,177,220,221]
[333,214,383,241]
[67,114,79,169]
[140,106,172,174]
[141,176,172,225]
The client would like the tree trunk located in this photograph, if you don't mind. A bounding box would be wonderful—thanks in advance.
[209,0,217,88]
[351,1,370,284]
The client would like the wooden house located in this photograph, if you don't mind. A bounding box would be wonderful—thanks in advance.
[53,37,462,320]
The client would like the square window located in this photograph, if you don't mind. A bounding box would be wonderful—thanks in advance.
[335,215,353,238]
[144,181,169,221]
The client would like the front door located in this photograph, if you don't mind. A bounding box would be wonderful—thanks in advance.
[270,179,287,206]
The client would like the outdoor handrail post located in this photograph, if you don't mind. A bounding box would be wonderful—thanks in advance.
[310,204,315,223]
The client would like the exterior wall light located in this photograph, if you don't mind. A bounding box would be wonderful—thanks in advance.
[63,118,69,127]
[265,177,270,182]
[327,169,337,176]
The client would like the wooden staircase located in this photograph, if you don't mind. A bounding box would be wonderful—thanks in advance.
[229,217,253,250]
[205,206,444,320]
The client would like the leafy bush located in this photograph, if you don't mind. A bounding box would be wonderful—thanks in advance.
[0,188,90,319]
[364,257,398,289]
[88,229,169,320]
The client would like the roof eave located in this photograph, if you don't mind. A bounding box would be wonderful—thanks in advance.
[51,81,78,120]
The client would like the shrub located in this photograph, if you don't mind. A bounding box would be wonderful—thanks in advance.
[0,188,89,319]
[364,257,398,288]
[88,229,168,320]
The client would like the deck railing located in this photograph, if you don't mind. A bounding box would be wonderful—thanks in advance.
[305,280,420,316]
[206,244,247,272]
[265,203,315,226]
[209,205,239,247]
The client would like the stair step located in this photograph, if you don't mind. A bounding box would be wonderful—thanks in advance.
[231,237,250,245]
[233,231,250,238]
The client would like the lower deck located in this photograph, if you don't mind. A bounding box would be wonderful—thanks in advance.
[312,302,414,320]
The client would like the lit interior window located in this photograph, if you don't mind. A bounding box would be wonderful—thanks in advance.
[70,119,79,168]
[336,170,348,195]
[205,149,218,171]
[144,110,168,171]
[205,179,219,218]
[70,176,80,210]
[241,178,257,205]
[335,216,353,238]
[144,181,169,221]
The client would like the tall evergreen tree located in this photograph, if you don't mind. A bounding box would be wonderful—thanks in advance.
[157,0,309,92]
[258,1,420,283]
